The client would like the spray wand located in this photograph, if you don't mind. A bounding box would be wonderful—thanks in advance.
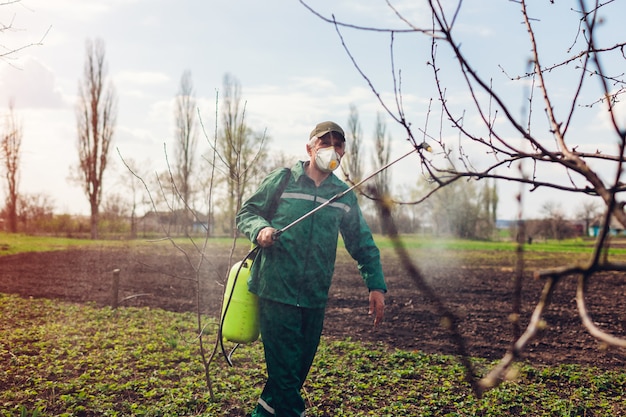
[218,141,430,367]
[272,141,431,240]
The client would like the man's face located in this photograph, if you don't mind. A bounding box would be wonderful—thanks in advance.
[310,132,346,157]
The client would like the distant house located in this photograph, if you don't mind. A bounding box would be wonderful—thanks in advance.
[495,219,515,229]
[139,210,209,235]
[589,215,625,237]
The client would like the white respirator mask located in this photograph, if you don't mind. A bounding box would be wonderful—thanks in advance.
[315,147,342,173]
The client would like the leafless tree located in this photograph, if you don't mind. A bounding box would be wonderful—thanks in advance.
[174,70,198,215]
[342,104,364,186]
[17,192,54,233]
[126,158,150,238]
[540,201,572,240]
[302,0,626,396]
[577,200,602,237]
[119,144,219,397]
[371,113,392,234]
[107,156,151,238]
[1,100,21,232]
[213,73,268,235]
[119,83,269,398]
[371,114,391,189]
[75,38,117,240]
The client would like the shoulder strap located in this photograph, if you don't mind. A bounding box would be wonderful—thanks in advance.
[268,168,291,220]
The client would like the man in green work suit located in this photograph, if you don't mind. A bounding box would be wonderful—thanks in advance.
[236,121,387,417]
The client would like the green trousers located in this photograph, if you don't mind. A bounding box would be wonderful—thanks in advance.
[251,298,326,417]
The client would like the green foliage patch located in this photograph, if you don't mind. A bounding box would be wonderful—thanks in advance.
[0,233,117,256]
[0,233,241,260]
[375,235,626,254]
[4,232,626,257]
[2,293,626,416]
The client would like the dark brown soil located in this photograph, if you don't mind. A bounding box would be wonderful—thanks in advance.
[2,244,626,370]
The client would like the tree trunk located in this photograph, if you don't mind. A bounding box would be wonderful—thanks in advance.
[90,200,99,240]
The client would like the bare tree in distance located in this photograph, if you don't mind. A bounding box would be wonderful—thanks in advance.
[212,73,268,236]
[577,200,602,237]
[302,0,626,396]
[110,156,151,238]
[341,104,364,188]
[18,192,54,233]
[371,112,392,234]
[174,70,198,224]
[540,200,572,240]
[75,38,117,240]
[1,100,21,232]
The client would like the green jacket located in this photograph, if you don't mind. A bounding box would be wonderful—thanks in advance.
[236,161,386,308]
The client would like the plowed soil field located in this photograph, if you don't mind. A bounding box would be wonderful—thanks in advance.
[2,242,626,369]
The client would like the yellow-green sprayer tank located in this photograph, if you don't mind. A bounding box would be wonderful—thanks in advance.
[220,258,260,344]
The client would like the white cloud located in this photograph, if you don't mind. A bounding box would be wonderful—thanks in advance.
[0,56,69,108]
[20,0,143,20]
[114,70,170,87]
[589,94,626,136]
[303,1,432,30]
[112,70,171,100]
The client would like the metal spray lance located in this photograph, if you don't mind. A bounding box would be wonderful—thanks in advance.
[272,141,432,240]
[217,141,430,366]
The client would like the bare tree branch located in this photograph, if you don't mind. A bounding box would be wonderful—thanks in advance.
[302,0,626,397]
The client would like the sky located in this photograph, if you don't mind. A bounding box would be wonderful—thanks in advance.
[0,0,625,220]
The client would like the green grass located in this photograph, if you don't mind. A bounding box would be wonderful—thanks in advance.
[3,231,625,257]
[1,293,625,416]
[0,233,242,257]
[374,234,626,254]
[6,231,626,276]
[0,233,118,256]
